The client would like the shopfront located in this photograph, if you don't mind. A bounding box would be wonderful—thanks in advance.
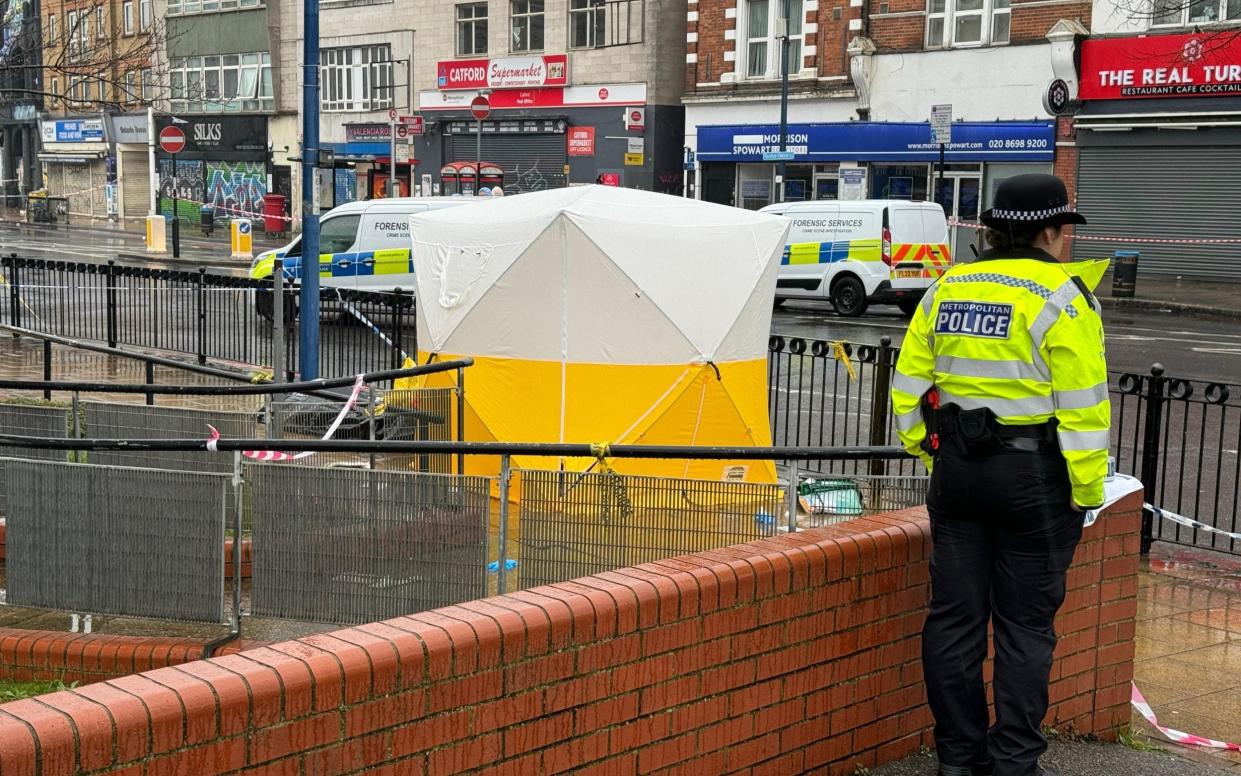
[39,117,112,222]
[696,121,1054,256]
[417,56,683,193]
[1069,31,1241,279]
[319,123,413,207]
[109,113,153,222]
[155,115,269,226]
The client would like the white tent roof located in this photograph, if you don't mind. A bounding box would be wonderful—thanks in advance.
[409,185,789,365]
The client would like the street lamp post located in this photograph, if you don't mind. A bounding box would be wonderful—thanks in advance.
[298,0,322,379]
[776,0,791,204]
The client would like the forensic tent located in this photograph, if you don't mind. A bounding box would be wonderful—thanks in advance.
[407,185,789,483]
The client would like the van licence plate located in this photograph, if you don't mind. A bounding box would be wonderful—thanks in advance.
[894,269,922,279]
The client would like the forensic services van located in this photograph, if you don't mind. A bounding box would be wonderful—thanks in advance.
[759,200,952,317]
[249,197,469,318]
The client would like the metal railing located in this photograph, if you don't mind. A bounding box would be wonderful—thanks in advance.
[768,333,1241,556]
[0,427,916,653]
[0,256,416,378]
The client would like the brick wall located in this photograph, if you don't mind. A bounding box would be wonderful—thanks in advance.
[0,630,259,686]
[1054,115,1079,261]
[868,0,1092,53]
[0,497,1140,775]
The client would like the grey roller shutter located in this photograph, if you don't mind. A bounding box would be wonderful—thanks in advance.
[1074,146,1241,280]
[121,150,150,220]
[447,133,567,193]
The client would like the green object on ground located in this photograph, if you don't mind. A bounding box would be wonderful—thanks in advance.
[0,679,72,702]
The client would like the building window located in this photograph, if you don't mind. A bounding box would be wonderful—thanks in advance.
[47,13,56,45]
[321,44,393,112]
[457,3,488,55]
[168,0,262,15]
[569,0,605,48]
[67,10,77,54]
[50,76,60,100]
[96,5,104,38]
[125,71,137,102]
[170,51,273,112]
[741,0,803,79]
[143,68,154,101]
[926,0,1009,47]
[140,0,151,29]
[511,0,544,51]
[1153,0,1241,25]
[122,0,133,33]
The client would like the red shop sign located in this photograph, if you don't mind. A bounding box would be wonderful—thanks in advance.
[1079,32,1241,101]
[567,126,595,157]
[437,54,569,90]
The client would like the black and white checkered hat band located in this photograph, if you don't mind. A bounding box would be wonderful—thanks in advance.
[988,204,1074,221]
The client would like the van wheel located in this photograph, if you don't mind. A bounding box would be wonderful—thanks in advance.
[898,299,920,317]
[831,276,868,317]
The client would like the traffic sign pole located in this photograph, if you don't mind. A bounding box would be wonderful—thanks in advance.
[389,115,397,198]
[171,152,180,258]
[157,125,188,259]
[471,94,491,195]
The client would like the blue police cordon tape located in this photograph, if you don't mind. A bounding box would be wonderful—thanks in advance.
[1147,503,1241,542]
[487,559,519,573]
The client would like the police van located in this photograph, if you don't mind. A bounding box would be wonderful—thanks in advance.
[249,197,469,318]
[760,200,952,317]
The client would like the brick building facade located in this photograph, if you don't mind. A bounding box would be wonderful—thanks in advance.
[684,0,1092,258]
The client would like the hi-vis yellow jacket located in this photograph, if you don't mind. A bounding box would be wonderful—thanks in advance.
[891,251,1111,507]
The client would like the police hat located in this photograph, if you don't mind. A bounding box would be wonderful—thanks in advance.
[979,174,1086,229]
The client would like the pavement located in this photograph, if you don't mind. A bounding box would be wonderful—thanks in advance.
[1096,270,1241,322]
[874,739,1234,775]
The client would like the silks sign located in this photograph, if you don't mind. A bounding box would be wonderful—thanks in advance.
[696,122,1054,163]
[1080,32,1241,100]
[437,55,569,90]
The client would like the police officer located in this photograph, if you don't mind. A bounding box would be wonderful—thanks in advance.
[891,174,1110,776]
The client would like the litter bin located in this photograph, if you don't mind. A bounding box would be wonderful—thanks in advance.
[1112,251,1139,299]
[200,205,215,236]
[262,194,287,237]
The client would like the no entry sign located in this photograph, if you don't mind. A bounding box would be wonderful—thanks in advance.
[470,95,491,121]
[159,125,187,155]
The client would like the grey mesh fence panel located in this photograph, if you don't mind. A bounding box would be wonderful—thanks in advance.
[249,464,490,624]
[268,387,455,473]
[84,402,258,473]
[516,469,783,589]
[0,403,70,511]
[4,460,227,622]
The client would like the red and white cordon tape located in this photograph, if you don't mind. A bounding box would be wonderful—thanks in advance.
[206,374,367,461]
[1132,683,1241,751]
[948,218,1241,245]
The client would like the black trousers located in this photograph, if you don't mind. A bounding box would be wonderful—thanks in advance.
[923,444,1084,776]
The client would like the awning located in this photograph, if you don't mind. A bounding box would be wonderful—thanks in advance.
[1074,97,1241,130]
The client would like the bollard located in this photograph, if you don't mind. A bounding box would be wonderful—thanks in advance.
[1112,251,1139,299]
[145,215,167,254]
[231,218,253,260]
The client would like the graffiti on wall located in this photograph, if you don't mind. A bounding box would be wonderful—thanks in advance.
[158,159,205,222]
[206,160,267,217]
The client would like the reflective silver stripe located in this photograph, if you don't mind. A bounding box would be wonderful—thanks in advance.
[1054,382,1109,411]
[936,390,1055,418]
[893,409,924,432]
[893,372,934,396]
[1058,428,1111,451]
[1029,279,1086,349]
[935,355,1048,383]
[920,283,940,317]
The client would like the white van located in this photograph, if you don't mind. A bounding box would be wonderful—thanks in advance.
[760,200,952,316]
[249,197,470,317]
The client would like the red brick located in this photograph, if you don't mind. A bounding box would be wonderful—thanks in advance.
[390,709,472,756]
[250,712,341,763]
[637,731,696,773]
[302,732,390,776]
[575,692,639,735]
[542,730,610,774]
[145,739,247,776]
[426,731,501,772]
[504,710,573,755]
[474,691,545,733]
[505,651,575,692]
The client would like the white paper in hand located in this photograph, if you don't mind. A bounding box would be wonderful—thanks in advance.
[1083,474,1144,527]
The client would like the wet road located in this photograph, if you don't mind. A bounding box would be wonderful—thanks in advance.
[774,300,1241,384]
[0,221,266,272]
